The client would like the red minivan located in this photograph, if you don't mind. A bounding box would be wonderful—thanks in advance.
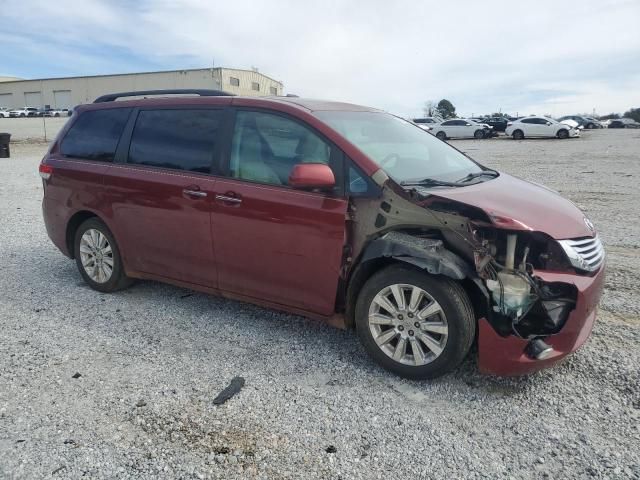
[40,90,605,379]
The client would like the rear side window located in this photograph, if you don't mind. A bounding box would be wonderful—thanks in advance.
[61,108,131,161]
[128,109,222,174]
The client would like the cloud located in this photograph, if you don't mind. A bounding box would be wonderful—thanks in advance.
[2,0,639,116]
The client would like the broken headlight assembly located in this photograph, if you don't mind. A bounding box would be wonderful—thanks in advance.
[479,232,577,339]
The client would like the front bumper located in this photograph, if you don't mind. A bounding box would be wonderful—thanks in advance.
[478,265,605,375]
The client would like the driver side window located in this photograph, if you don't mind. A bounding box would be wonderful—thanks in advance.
[230,111,332,186]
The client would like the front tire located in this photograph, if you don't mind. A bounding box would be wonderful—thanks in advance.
[557,129,569,139]
[74,217,132,293]
[512,129,524,140]
[474,129,485,139]
[435,131,447,141]
[355,265,475,379]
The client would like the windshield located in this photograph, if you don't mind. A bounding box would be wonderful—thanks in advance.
[315,111,485,183]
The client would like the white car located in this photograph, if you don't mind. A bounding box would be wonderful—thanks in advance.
[412,117,438,131]
[9,107,39,118]
[505,116,580,140]
[43,108,67,117]
[431,119,490,140]
[0,108,10,118]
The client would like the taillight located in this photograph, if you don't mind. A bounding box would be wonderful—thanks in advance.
[39,163,53,180]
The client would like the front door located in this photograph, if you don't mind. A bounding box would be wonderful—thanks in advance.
[104,108,224,287]
[211,110,348,315]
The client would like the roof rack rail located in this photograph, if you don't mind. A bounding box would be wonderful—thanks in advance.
[93,89,234,103]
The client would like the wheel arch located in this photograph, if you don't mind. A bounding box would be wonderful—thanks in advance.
[65,210,105,259]
[344,232,488,329]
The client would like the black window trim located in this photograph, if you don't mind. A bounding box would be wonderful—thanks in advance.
[115,105,229,178]
[344,156,381,198]
[221,107,346,198]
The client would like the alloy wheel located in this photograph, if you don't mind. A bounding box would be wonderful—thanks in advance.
[367,283,448,366]
[79,228,114,283]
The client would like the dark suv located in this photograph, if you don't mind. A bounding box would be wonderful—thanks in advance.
[40,90,605,379]
[482,117,509,132]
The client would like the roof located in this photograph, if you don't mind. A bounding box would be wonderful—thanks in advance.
[0,67,283,86]
[268,97,381,112]
[80,93,380,114]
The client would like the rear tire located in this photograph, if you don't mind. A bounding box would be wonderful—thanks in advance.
[435,131,447,141]
[73,217,132,293]
[512,129,524,140]
[474,129,485,139]
[355,265,475,379]
[557,129,569,139]
[586,123,594,129]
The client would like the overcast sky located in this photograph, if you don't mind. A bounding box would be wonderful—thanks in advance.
[2,0,639,117]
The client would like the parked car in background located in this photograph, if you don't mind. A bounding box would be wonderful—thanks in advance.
[39,89,604,379]
[608,120,626,128]
[608,118,640,128]
[412,117,438,131]
[432,119,491,140]
[483,117,510,132]
[0,107,10,118]
[9,107,39,117]
[583,117,603,129]
[557,115,599,129]
[43,108,67,117]
[620,118,640,128]
[506,116,580,139]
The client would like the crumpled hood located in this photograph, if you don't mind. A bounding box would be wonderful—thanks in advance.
[427,173,594,239]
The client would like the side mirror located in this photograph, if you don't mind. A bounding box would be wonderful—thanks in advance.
[546,122,552,126]
[465,123,472,126]
[289,163,335,190]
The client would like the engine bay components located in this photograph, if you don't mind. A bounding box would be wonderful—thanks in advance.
[485,234,536,320]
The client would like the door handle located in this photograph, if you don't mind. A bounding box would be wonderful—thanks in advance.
[215,194,242,204]
[183,188,207,198]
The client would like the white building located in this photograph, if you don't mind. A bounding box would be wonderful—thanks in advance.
[0,68,284,109]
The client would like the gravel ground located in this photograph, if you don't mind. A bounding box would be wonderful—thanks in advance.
[1,129,639,479]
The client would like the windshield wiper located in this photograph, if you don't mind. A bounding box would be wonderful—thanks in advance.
[400,178,465,188]
[456,169,499,183]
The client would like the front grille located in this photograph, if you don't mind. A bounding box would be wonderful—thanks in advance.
[558,236,605,272]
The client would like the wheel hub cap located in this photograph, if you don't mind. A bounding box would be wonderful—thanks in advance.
[79,229,114,284]
[368,283,448,366]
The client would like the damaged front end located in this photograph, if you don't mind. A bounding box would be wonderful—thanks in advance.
[345,172,605,375]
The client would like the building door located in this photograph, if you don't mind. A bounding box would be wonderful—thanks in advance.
[0,93,12,109]
[24,91,42,108]
[53,90,72,109]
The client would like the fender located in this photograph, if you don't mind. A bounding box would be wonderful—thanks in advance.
[343,230,491,328]
[359,231,474,280]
